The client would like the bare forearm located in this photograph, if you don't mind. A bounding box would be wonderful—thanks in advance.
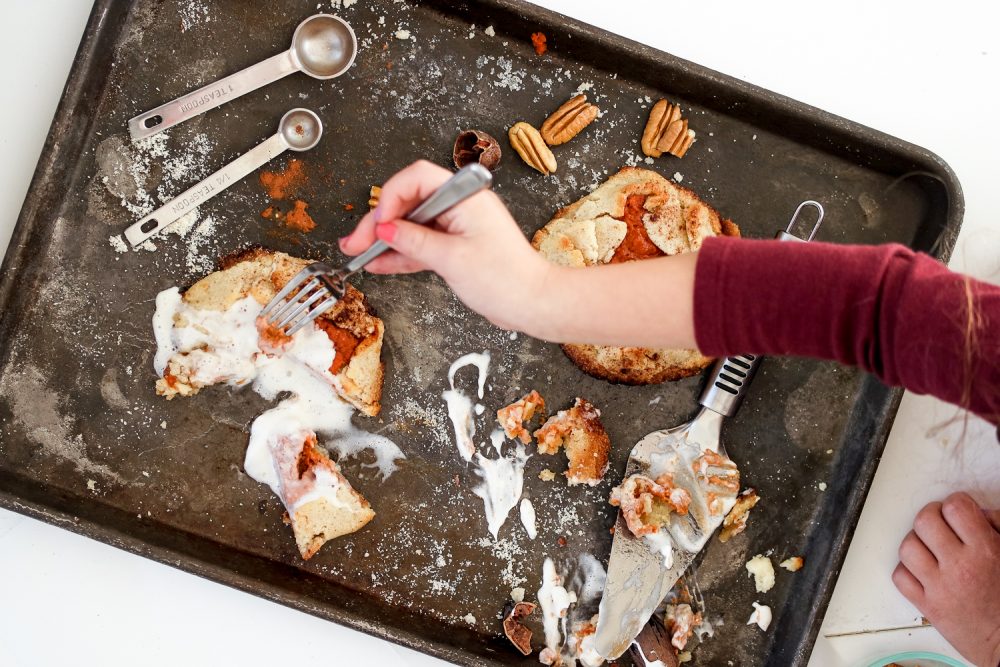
[519,253,699,349]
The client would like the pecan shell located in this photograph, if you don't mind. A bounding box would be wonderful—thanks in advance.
[453,129,502,170]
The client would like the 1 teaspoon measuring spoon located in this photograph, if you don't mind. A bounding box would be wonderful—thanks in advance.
[123,108,322,249]
[128,14,356,140]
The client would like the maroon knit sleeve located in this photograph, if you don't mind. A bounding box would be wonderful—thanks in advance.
[694,236,1000,427]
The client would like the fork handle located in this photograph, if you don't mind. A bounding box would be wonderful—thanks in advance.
[343,164,494,274]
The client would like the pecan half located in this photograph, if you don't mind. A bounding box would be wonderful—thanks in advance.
[642,99,696,158]
[540,95,599,146]
[509,122,557,175]
[368,185,381,210]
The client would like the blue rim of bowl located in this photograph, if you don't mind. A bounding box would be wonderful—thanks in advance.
[867,650,967,667]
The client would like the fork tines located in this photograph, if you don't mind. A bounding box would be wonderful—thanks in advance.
[260,263,344,336]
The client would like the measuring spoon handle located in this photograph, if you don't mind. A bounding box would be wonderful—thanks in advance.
[124,133,288,247]
[128,51,298,140]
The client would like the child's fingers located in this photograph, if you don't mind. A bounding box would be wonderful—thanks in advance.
[373,219,454,272]
[898,530,937,580]
[374,160,453,225]
[340,210,378,255]
[941,492,990,545]
[984,509,1000,533]
[363,252,428,274]
[912,501,962,559]
[891,562,924,603]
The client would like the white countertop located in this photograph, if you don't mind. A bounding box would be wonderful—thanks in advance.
[1,2,998,665]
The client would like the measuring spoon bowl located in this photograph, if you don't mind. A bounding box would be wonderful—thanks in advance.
[292,14,358,79]
[128,14,355,140]
[280,108,323,151]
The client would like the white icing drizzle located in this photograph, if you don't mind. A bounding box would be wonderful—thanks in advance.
[448,351,490,399]
[442,388,477,462]
[442,351,491,462]
[537,558,577,664]
[153,290,404,515]
[642,529,675,569]
[630,640,667,667]
[747,602,772,631]
[489,428,505,455]
[473,444,528,539]
[519,498,537,539]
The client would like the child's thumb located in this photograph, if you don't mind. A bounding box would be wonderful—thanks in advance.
[375,219,452,269]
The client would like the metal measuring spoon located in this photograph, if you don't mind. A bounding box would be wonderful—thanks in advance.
[128,14,356,140]
[123,108,322,248]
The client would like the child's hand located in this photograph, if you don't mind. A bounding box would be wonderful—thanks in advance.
[340,160,698,349]
[339,160,551,333]
[894,492,1000,667]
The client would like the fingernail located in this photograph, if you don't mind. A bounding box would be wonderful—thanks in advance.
[375,221,397,243]
[372,205,384,224]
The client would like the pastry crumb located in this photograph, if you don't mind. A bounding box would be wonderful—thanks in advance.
[746,554,775,593]
[780,556,804,572]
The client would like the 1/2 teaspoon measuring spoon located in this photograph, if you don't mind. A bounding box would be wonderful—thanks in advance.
[128,14,356,140]
[123,108,322,248]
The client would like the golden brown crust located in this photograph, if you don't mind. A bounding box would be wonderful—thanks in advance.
[533,398,611,486]
[533,168,738,385]
[561,344,711,385]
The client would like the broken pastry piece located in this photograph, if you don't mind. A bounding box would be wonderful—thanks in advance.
[273,433,375,559]
[780,556,804,572]
[719,487,760,543]
[664,603,702,651]
[566,615,603,667]
[533,397,611,485]
[502,601,537,656]
[153,249,395,559]
[497,390,546,444]
[746,554,776,593]
[692,449,740,517]
[610,474,692,537]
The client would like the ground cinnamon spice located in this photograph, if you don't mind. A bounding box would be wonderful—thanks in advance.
[284,199,316,232]
[261,205,283,221]
[259,158,307,200]
[531,31,547,55]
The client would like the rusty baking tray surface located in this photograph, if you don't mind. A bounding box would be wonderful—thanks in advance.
[0,1,962,665]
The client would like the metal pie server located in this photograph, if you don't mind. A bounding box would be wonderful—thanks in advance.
[594,201,825,659]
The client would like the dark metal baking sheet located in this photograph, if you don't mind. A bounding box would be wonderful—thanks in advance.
[0,1,963,665]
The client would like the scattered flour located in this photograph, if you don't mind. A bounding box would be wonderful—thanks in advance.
[178,0,211,32]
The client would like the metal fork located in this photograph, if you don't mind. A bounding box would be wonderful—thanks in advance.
[260,163,493,335]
